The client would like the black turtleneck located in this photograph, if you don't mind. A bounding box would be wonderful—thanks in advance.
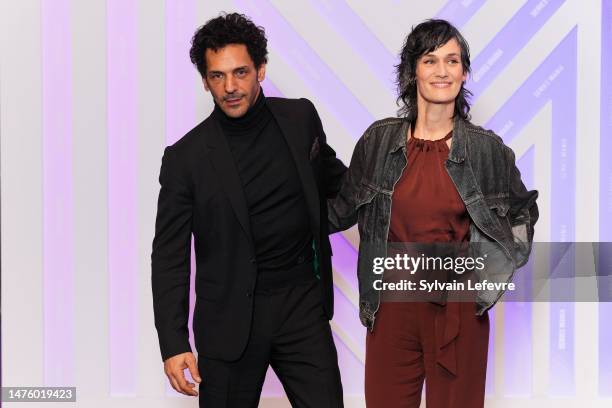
[214,90,314,288]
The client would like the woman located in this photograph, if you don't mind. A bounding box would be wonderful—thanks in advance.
[328,20,538,407]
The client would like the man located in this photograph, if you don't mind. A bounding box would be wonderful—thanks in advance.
[151,13,346,407]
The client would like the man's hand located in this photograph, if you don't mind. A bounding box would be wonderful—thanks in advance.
[164,352,201,396]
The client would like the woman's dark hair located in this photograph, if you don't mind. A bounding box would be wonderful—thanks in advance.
[395,19,472,121]
[189,13,268,78]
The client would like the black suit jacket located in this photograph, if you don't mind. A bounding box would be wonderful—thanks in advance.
[151,97,347,362]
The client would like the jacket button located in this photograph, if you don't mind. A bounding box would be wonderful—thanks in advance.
[250,258,256,264]
[246,291,252,297]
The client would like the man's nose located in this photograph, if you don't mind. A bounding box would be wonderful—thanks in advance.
[224,75,237,94]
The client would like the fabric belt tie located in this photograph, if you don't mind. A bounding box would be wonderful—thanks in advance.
[434,302,461,376]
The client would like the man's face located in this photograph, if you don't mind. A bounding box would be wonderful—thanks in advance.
[414,38,467,105]
[203,43,265,118]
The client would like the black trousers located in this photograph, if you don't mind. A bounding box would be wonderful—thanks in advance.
[198,278,344,407]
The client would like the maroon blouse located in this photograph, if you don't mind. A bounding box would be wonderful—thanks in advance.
[388,130,470,244]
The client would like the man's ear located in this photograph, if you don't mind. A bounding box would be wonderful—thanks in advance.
[257,63,266,82]
[202,77,210,92]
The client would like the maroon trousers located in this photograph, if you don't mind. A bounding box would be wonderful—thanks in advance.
[365,301,489,408]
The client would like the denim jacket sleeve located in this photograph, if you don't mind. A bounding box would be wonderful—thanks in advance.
[327,134,367,233]
[506,146,539,267]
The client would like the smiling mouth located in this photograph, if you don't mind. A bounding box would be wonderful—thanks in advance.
[430,82,452,88]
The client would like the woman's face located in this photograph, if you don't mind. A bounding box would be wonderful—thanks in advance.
[414,38,467,106]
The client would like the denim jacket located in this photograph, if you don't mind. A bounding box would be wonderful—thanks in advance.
[328,115,539,330]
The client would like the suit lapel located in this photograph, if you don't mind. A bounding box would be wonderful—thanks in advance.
[268,100,321,238]
[203,112,254,249]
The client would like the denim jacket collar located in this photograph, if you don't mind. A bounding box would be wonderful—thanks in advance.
[388,119,409,154]
[447,115,467,163]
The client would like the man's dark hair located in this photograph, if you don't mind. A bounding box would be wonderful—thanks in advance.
[189,13,268,78]
[395,19,472,121]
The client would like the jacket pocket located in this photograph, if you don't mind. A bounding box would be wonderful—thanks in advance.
[485,197,510,217]
[356,181,379,209]
[485,197,515,246]
[357,179,390,208]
